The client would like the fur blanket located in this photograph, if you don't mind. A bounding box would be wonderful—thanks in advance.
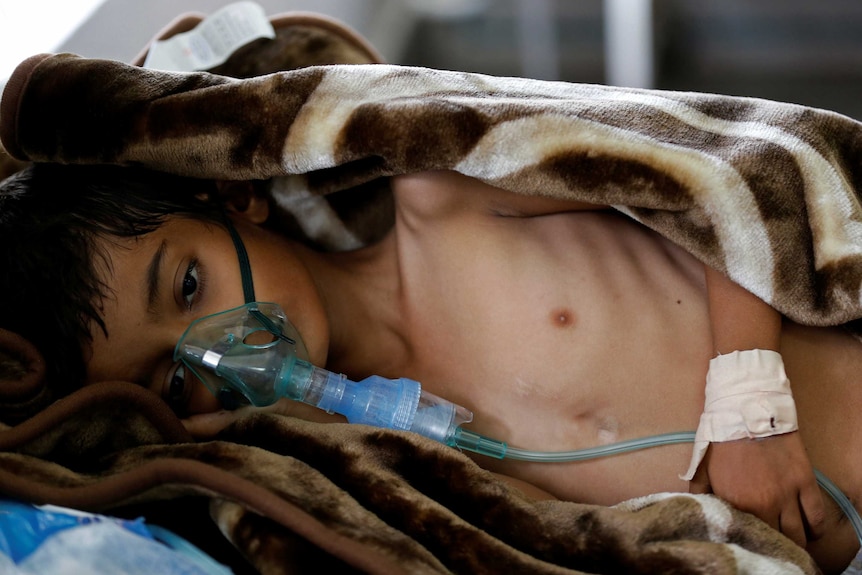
[0,7,853,574]
[6,40,862,327]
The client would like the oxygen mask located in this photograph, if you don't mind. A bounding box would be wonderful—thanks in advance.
[173,302,307,407]
[173,302,477,445]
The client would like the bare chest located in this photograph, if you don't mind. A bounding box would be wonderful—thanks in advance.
[395,211,715,501]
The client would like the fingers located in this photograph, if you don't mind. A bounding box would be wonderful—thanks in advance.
[778,505,806,548]
[688,468,712,495]
[687,448,713,495]
[799,482,827,541]
[731,485,817,548]
[738,484,824,548]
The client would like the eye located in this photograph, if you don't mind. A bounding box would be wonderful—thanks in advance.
[165,363,190,415]
[181,260,200,309]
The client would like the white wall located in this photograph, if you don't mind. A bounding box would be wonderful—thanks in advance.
[0,0,379,89]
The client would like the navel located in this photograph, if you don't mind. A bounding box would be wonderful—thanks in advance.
[550,307,575,328]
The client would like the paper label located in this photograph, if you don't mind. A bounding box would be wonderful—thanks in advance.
[143,1,275,72]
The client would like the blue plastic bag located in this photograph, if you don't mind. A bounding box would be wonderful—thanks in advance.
[0,499,232,574]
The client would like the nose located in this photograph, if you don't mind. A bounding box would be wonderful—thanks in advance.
[160,314,229,415]
[164,315,198,360]
[141,312,209,392]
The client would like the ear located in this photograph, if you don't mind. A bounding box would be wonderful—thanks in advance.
[215,180,269,224]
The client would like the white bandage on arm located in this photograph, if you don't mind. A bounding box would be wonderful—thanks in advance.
[681,349,798,481]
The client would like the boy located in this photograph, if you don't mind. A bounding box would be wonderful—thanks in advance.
[0,162,857,572]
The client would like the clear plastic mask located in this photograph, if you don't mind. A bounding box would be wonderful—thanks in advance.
[173,302,308,407]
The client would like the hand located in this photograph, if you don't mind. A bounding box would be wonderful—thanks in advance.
[688,431,825,547]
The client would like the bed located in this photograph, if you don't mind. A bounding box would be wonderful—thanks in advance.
[3,4,861,573]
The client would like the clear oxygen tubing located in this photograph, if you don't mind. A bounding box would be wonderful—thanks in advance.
[464,427,862,550]
[450,428,698,462]
[814,469,862,549]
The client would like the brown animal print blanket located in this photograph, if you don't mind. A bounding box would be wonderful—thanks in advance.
[2,6,859,574]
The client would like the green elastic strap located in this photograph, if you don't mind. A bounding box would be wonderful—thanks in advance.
[223,213,295,345]
[224,214,256,304]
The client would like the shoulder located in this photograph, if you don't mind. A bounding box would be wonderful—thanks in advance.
[392,170,607,224]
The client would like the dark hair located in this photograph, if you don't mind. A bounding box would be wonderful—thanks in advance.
[0,163,225,407]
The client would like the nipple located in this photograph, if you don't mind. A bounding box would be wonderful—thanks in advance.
[550,307,575,328]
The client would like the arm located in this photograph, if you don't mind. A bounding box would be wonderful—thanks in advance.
[393,170,609,221]
[689,265,825,546]
[705,264,781,355]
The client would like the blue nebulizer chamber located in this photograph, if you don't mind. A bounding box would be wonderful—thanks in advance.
[173,303,476,446]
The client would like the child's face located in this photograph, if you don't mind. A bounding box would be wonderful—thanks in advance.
[83,214,329,415]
